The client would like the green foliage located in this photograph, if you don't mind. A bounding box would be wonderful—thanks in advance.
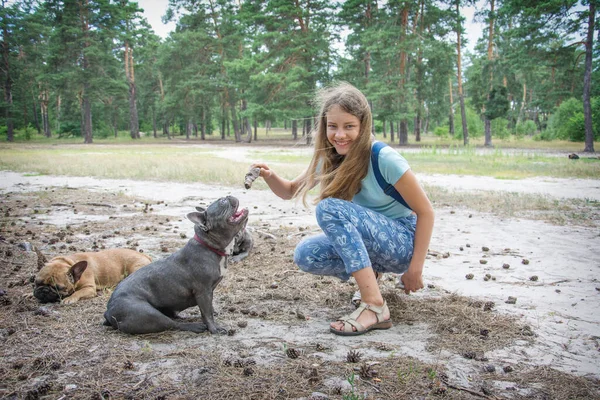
[342,372,363,400]
[491,118,510,139]
[485,86,510,120]
[546,98,586,141]
[24,124,35,141]
[60,122,81,138]
[434,126,450,138]
[515,120,538,138]
[454,106,484,139]
[1,0,592,145]
[565,113,586,142]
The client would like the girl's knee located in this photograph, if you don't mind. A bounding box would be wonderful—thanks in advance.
[315,198,347,222]
[293,241,311,272]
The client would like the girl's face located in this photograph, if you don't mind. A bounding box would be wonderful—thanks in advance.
[325,105,361,155]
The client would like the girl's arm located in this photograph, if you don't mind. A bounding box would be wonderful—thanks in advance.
[251,163,309,200]
[393,169,435,294]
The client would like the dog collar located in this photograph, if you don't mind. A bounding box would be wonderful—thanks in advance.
[193,234,227,257]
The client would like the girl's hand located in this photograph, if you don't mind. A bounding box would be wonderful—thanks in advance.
[400,268,424,294]
[251,163,273,179]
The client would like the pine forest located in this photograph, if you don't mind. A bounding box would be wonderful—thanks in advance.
[0,0,597,151]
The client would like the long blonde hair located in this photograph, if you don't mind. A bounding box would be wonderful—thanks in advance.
[294,82,373,205]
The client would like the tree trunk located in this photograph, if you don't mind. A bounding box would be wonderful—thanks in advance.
[43,106,50,137]
[113,109,118,138]
[583,1,595,152]
[231,104,241,142]
[32,96,41,134]
[241,98,252,143]
[456,0,468,145]
[448,77,455,136]
[383,119,387,139]
[484,119,492,146]
[201,107,206,140]
[221,107,226,139]
[82,85,92,143]
[55,94,61,135]
[415,0,424,143]
[306,117,314,145]
[125,42,139,139]
[484,0,495,148]
[253,118,257,141]
[415,113,421,142]
[399,120,408,145]
[2,15,14,142]
[152,106,157,138]
[390,120,395,142]
[245,117,252,143]
[292,119,298,140]
[128,83,139,138]
[517,82,526,125]
[39,88,51,137]
[302,117,306,137]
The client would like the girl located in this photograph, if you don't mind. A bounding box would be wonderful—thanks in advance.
[251,82,434,336]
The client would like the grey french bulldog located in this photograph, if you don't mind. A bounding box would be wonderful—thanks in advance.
[103,196,249,334]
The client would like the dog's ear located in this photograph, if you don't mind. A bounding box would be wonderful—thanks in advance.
[68,261,88,284]
[187,211,210,231]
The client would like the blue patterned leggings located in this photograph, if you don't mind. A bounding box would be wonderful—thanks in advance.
[293,198,416,281]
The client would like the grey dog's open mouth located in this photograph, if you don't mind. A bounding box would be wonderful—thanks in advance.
[229,207,248,224]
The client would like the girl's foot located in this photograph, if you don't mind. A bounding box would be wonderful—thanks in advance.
[330,301,392,336]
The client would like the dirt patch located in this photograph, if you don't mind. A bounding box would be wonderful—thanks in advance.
[1,186,599,399]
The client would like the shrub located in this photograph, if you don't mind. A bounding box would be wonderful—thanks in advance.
[60,122,81,138]
[491,118,510,139]
[565,112,585,142]
[94,121,113,139]
[434,126,449,138]
[547,98,583,140]
[515,120,537,138]
[454,106,483,139]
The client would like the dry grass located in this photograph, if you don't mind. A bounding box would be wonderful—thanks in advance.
[425,184,600,227]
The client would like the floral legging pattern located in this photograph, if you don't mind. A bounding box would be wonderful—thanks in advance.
[293,197,416,281]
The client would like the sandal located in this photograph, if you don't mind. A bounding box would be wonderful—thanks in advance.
[351,272,383,308]
[330,301,392,336]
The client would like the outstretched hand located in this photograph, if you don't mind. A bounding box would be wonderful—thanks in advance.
[251,163,273,179]
[400,268,424,295]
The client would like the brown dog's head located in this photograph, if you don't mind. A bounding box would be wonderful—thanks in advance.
[33,257,88,303]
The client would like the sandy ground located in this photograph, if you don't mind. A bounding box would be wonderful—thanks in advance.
[1,165,599,382]
[1,144,599,399]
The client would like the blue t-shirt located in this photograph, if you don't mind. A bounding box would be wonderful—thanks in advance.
[352,141,412,219]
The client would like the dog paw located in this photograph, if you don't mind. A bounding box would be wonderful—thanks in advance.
[61,297,78,305]
[210,325,229,335]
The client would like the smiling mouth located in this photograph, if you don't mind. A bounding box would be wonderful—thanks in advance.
[334,140,351,146]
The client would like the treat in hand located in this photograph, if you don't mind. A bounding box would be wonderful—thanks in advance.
[244,167,261,189]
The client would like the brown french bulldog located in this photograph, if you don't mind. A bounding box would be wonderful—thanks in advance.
[33,248,152,304]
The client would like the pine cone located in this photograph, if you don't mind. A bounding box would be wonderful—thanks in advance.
[244,167,261,189]
[346,350,362,363]
[359,363,376,379]
[286,347,300,359]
